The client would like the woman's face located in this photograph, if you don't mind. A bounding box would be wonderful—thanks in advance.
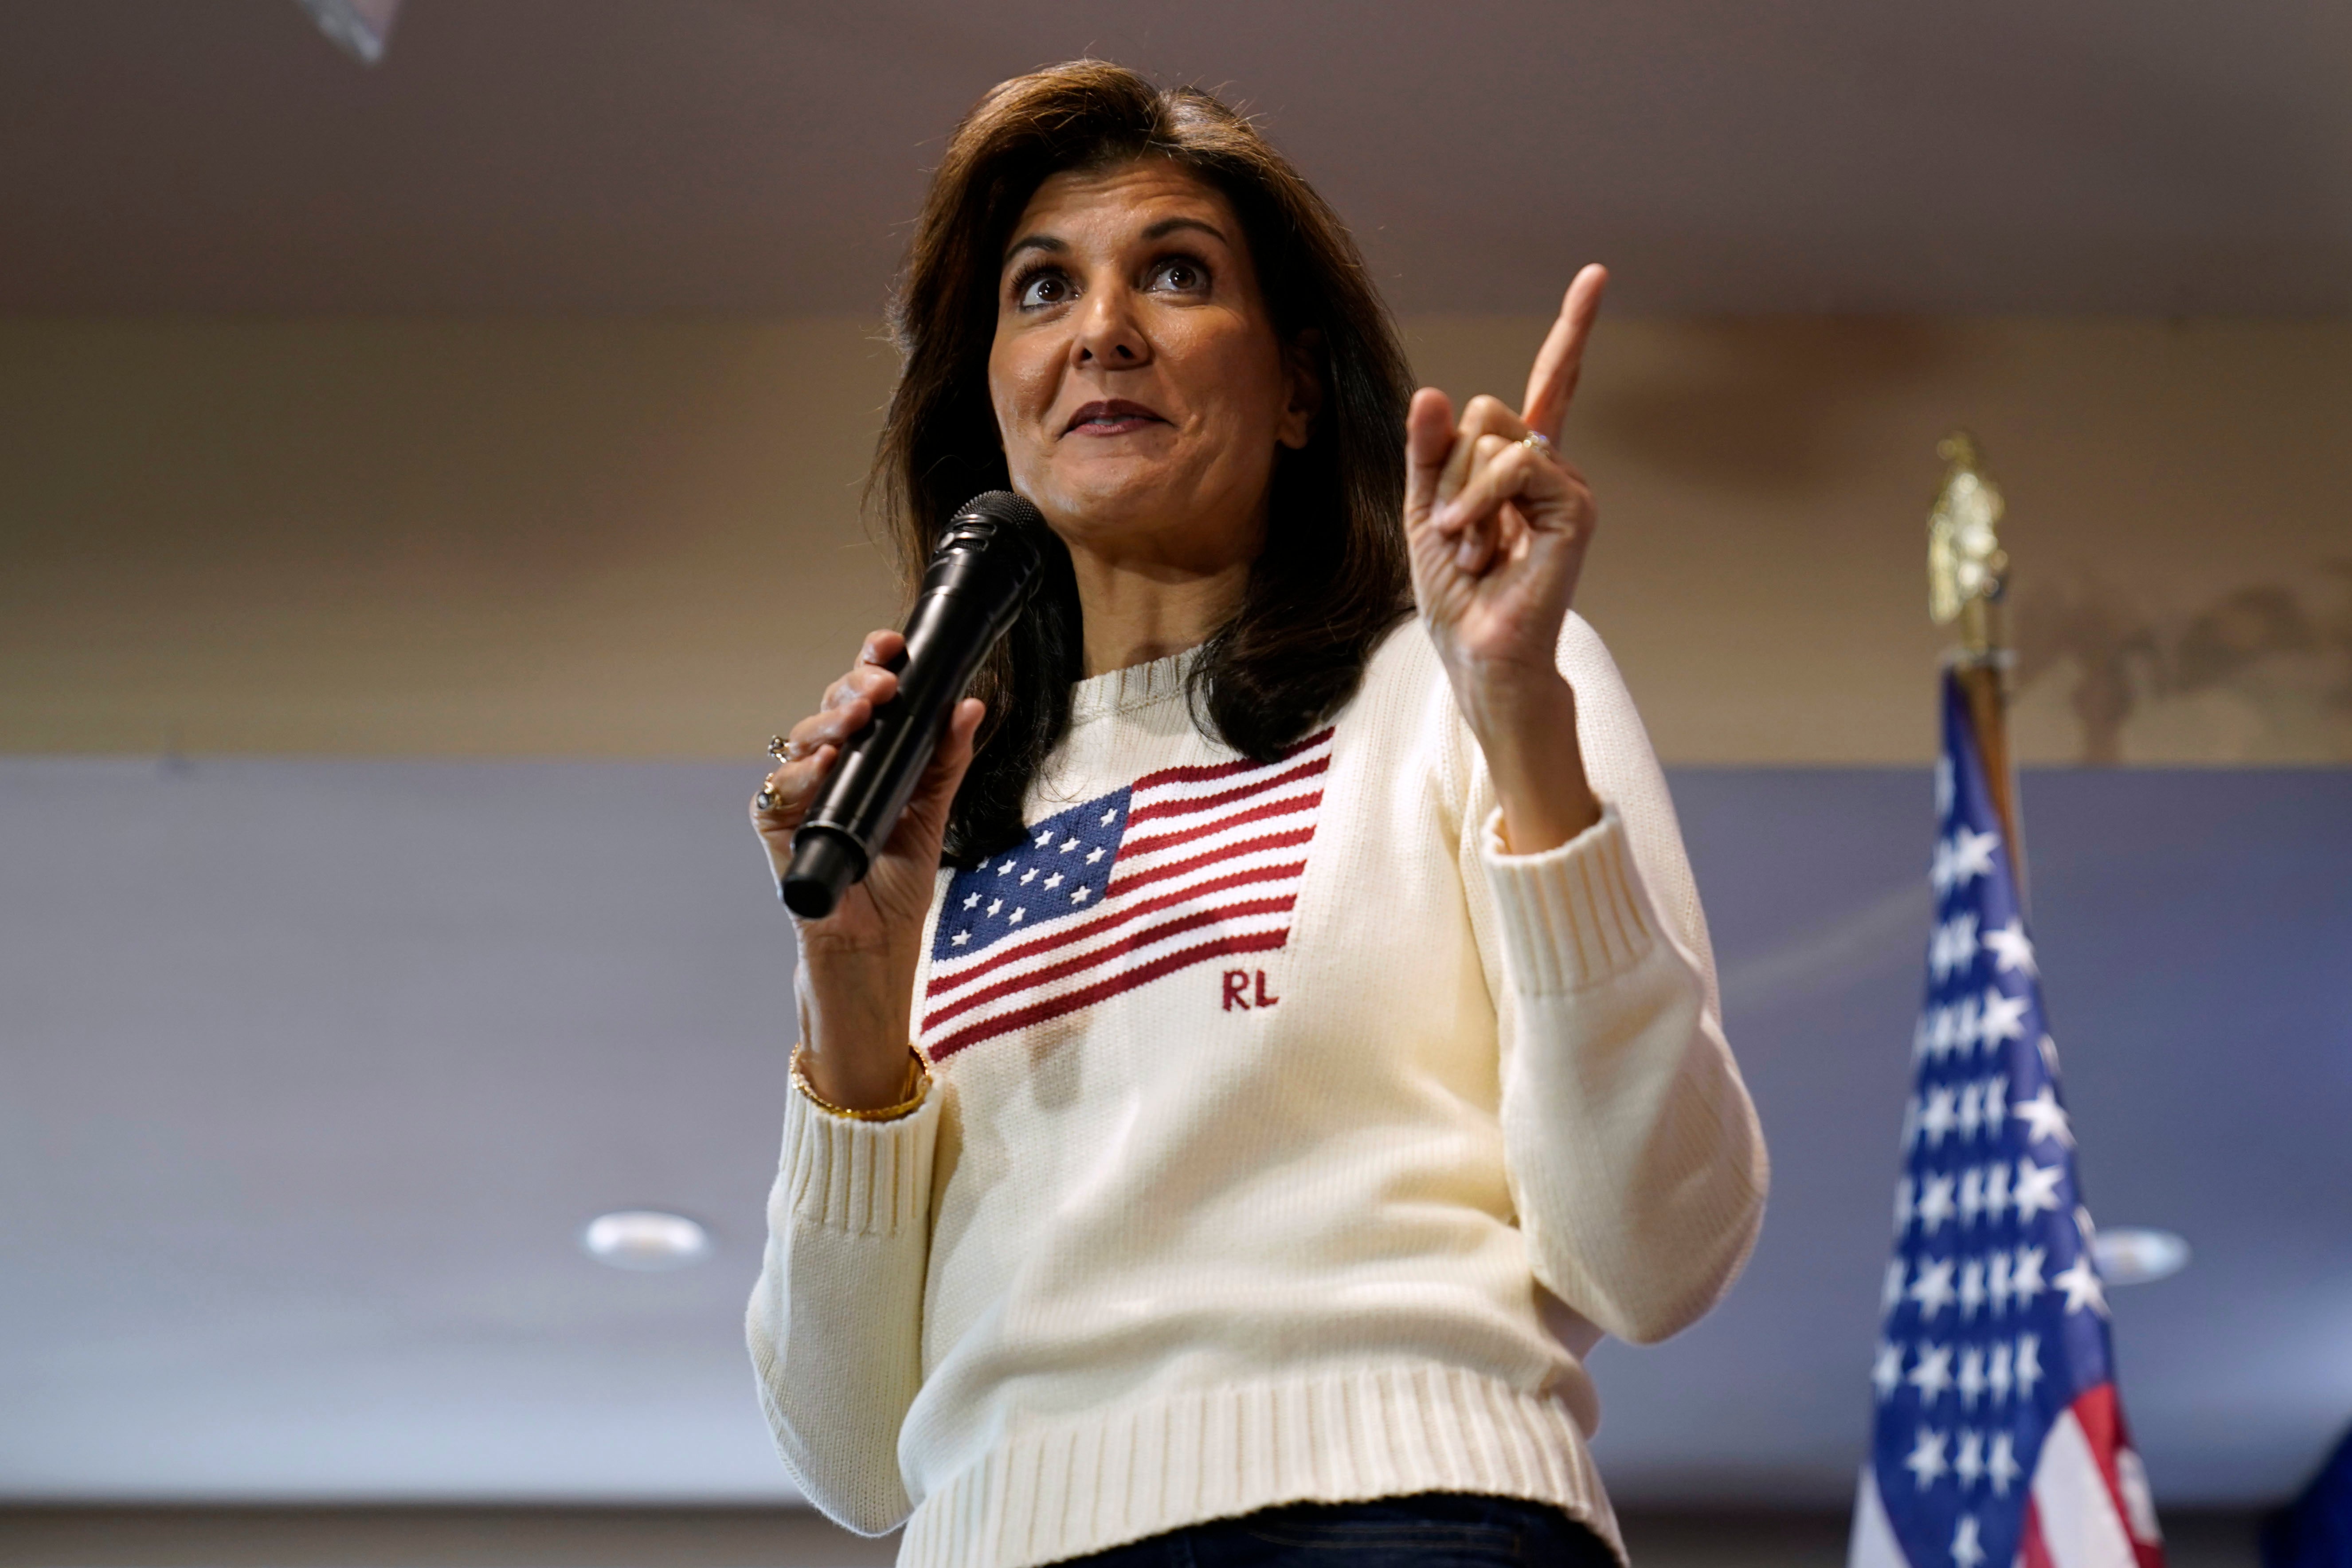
[988,159,1318,570]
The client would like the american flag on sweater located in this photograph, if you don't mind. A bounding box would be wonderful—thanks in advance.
[1851,673,2164,1568]
[918,728,1333,1061]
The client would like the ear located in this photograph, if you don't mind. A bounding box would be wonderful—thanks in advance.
[1276,328,1324,451]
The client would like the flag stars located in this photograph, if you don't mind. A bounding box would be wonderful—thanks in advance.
[963,892,981,910]
[997,860,1016,876]
[1910,1341,1955,1404]
[1099,807,1117,826]
[1905,1426,1951,1488]
[1007,907,1025,925]
[1020,868,1038,884]
[1069,886,1090,904]
[2012,1158,2064,1223]
[1917,1174,1957,1235]
[2011,1247,2048,1311]
[1085,846,1105,864]
[950,930,970,946]
[1957,1345,1987,1408]
[1986,1251,2013,1316]
[2055,1255,2109,1317]
[1959,1166,1984,1228]
[1983,917,2037,977]
[1987,1432,2023,1495]
[2014,1333,2045,1401]
[1954,1429,1986,1490]
[1910,1259,1958,1322]
[1872,1340,1905,1401]
[1959,1257,1986,1320]
[1951,1512,1987,1568]
[1988,1341,2013,1404]
[1044,872,1064,889]
[1979,988,2030,1047]
[1035,829,1053,847]
[1921,1087,1960,1147]
[1980,1159,2012,1224]
[986,897,1003,917]
[2012,1086,2075,1149]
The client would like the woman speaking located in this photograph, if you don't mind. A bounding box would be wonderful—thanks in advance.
[746,61,1767,1568]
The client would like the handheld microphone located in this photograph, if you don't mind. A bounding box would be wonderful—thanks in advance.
[782,490,1047,919]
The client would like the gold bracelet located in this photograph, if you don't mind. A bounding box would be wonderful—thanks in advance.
[791,1044,929,1122]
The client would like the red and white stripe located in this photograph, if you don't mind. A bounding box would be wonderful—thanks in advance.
[918,729,1333,1061]
[1849,1385,2165,1568]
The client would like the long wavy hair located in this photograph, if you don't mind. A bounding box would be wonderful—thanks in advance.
[871,61,1413,862]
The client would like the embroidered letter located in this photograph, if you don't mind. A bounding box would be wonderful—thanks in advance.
[1221,970,1252,1011]
[1254,970,1280,1009]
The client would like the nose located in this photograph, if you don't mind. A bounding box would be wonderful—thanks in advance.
[1073,287,1147,368]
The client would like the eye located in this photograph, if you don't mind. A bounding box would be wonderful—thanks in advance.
[1014,268,1072,309]
[1146,256,1211,294]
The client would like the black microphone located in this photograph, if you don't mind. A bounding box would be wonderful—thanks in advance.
[782,491,1047,919]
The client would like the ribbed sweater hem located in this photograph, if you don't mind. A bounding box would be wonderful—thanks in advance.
[896,1365,1624,1568]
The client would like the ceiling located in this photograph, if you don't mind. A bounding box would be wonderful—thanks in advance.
[2,0,2348,316]
[5,757,2347,1505]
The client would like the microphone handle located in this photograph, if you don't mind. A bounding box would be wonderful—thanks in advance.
[780,587,1004,919]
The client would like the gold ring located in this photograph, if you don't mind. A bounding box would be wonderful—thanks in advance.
[1519,431,1562,464]
[767,735,795,761]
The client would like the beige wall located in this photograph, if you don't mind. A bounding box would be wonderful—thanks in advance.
[5,316,2346,765]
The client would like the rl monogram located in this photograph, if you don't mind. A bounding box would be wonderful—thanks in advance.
[1221,970,1280,1011]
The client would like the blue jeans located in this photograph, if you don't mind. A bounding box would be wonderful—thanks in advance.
[1057,1492,1618,1566]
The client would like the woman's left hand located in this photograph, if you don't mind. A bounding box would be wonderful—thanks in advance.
[1405,263,1608,852]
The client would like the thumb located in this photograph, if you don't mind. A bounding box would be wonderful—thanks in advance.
[1405,387,1455,526]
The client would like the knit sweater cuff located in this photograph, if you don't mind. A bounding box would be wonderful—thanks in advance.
[1478,802,1658,995]
[779,1068,939,1239]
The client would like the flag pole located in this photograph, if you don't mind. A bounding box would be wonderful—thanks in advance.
[1928,432,2024,887]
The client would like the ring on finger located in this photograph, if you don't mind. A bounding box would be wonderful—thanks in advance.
[767,734,806,763]
[754,782,783,811]
[1518,430,1563,465]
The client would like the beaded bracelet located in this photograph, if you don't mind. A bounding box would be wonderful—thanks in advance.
[791,1044,930,1122]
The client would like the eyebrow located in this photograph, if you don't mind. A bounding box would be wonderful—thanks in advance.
[1000,215,1231,270]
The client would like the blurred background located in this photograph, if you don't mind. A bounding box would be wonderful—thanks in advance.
[4,2,2348,1564]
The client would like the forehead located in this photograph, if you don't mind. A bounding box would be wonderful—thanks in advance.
[1006,158,1242,254]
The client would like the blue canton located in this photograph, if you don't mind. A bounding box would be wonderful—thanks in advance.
[1867,673,2116,1568]
[930,787,1134,962]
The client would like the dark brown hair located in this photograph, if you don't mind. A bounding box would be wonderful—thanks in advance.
[872,61,1413,861]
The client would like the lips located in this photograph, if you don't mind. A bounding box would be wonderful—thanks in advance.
[1064,399,1168,436]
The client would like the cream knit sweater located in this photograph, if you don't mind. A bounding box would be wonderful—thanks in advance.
[747,614,1768,1568]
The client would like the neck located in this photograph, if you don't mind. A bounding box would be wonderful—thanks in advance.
[1065,544,1252,676]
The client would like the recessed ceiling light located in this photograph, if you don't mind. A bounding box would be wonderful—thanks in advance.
[582,1210,712,1271]
[2092,1227,2190,1286]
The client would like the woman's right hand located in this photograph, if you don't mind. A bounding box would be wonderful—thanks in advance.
[751,628,985,1110]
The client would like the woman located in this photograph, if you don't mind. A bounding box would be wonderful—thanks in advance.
[747,62,1766,1568]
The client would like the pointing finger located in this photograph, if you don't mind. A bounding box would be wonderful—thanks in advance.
[1520,264,1608,443]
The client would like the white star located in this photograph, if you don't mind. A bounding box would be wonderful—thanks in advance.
[1921,1087,1960,1146]
[1986,1251,2013,1316]
[2012,1087,2075,1149]
[2055,1255,2109,1317]
[2012,1158,2064,1222]
[1069,886,1090,904]
[2010,1246,2047,1310]
[1955,1429,1986,1490]
[1099,807,1117,825]
[1949,826,2002,888]
[1959,1081,1984,1141]
[996,860,1015,876]
[1980,1158,2012,1224]
[986,897,1002,917]
[2013,1333,2045,1401]
[1932,913,1980,981]
[1983,918,2037,977]
[1884,1259,1909,1312]
[1987,1341,2013,1404]
[1872,1340,1905,1401]
[1059,837,1079,853]
[1044,872,1063,889]
[1959,1166,1984,1228]
[1917,1174,1957,1235]
[1927,1007,1957,1060]
[1019,868,1037,884]
[1904,1426,1950,1488]
[950,930,970,946]
[1084,846,1105,864]
[1894,1177,1915,1237]
[1957,1345,1987,1408]
[1035,829,1053,846]
[1951,1512,1987,1568]
[1987,1432,2023,1495]
[1979,988,2030,1048]
[1007,907,1025,925]
[1959,1257,1986,1320]
[1910,1260,1958,1322]
[1979,1075,2010,1138]
[962,892,980,909]
[1952,993,1982,1057]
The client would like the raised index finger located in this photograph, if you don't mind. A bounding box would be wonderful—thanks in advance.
[1519,263,1608,443]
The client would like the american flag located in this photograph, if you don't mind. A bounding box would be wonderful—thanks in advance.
[1851,673,2165,1568]
[917,728,1333,1061]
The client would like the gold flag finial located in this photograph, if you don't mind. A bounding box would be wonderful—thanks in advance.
[1928,430,2008,656]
